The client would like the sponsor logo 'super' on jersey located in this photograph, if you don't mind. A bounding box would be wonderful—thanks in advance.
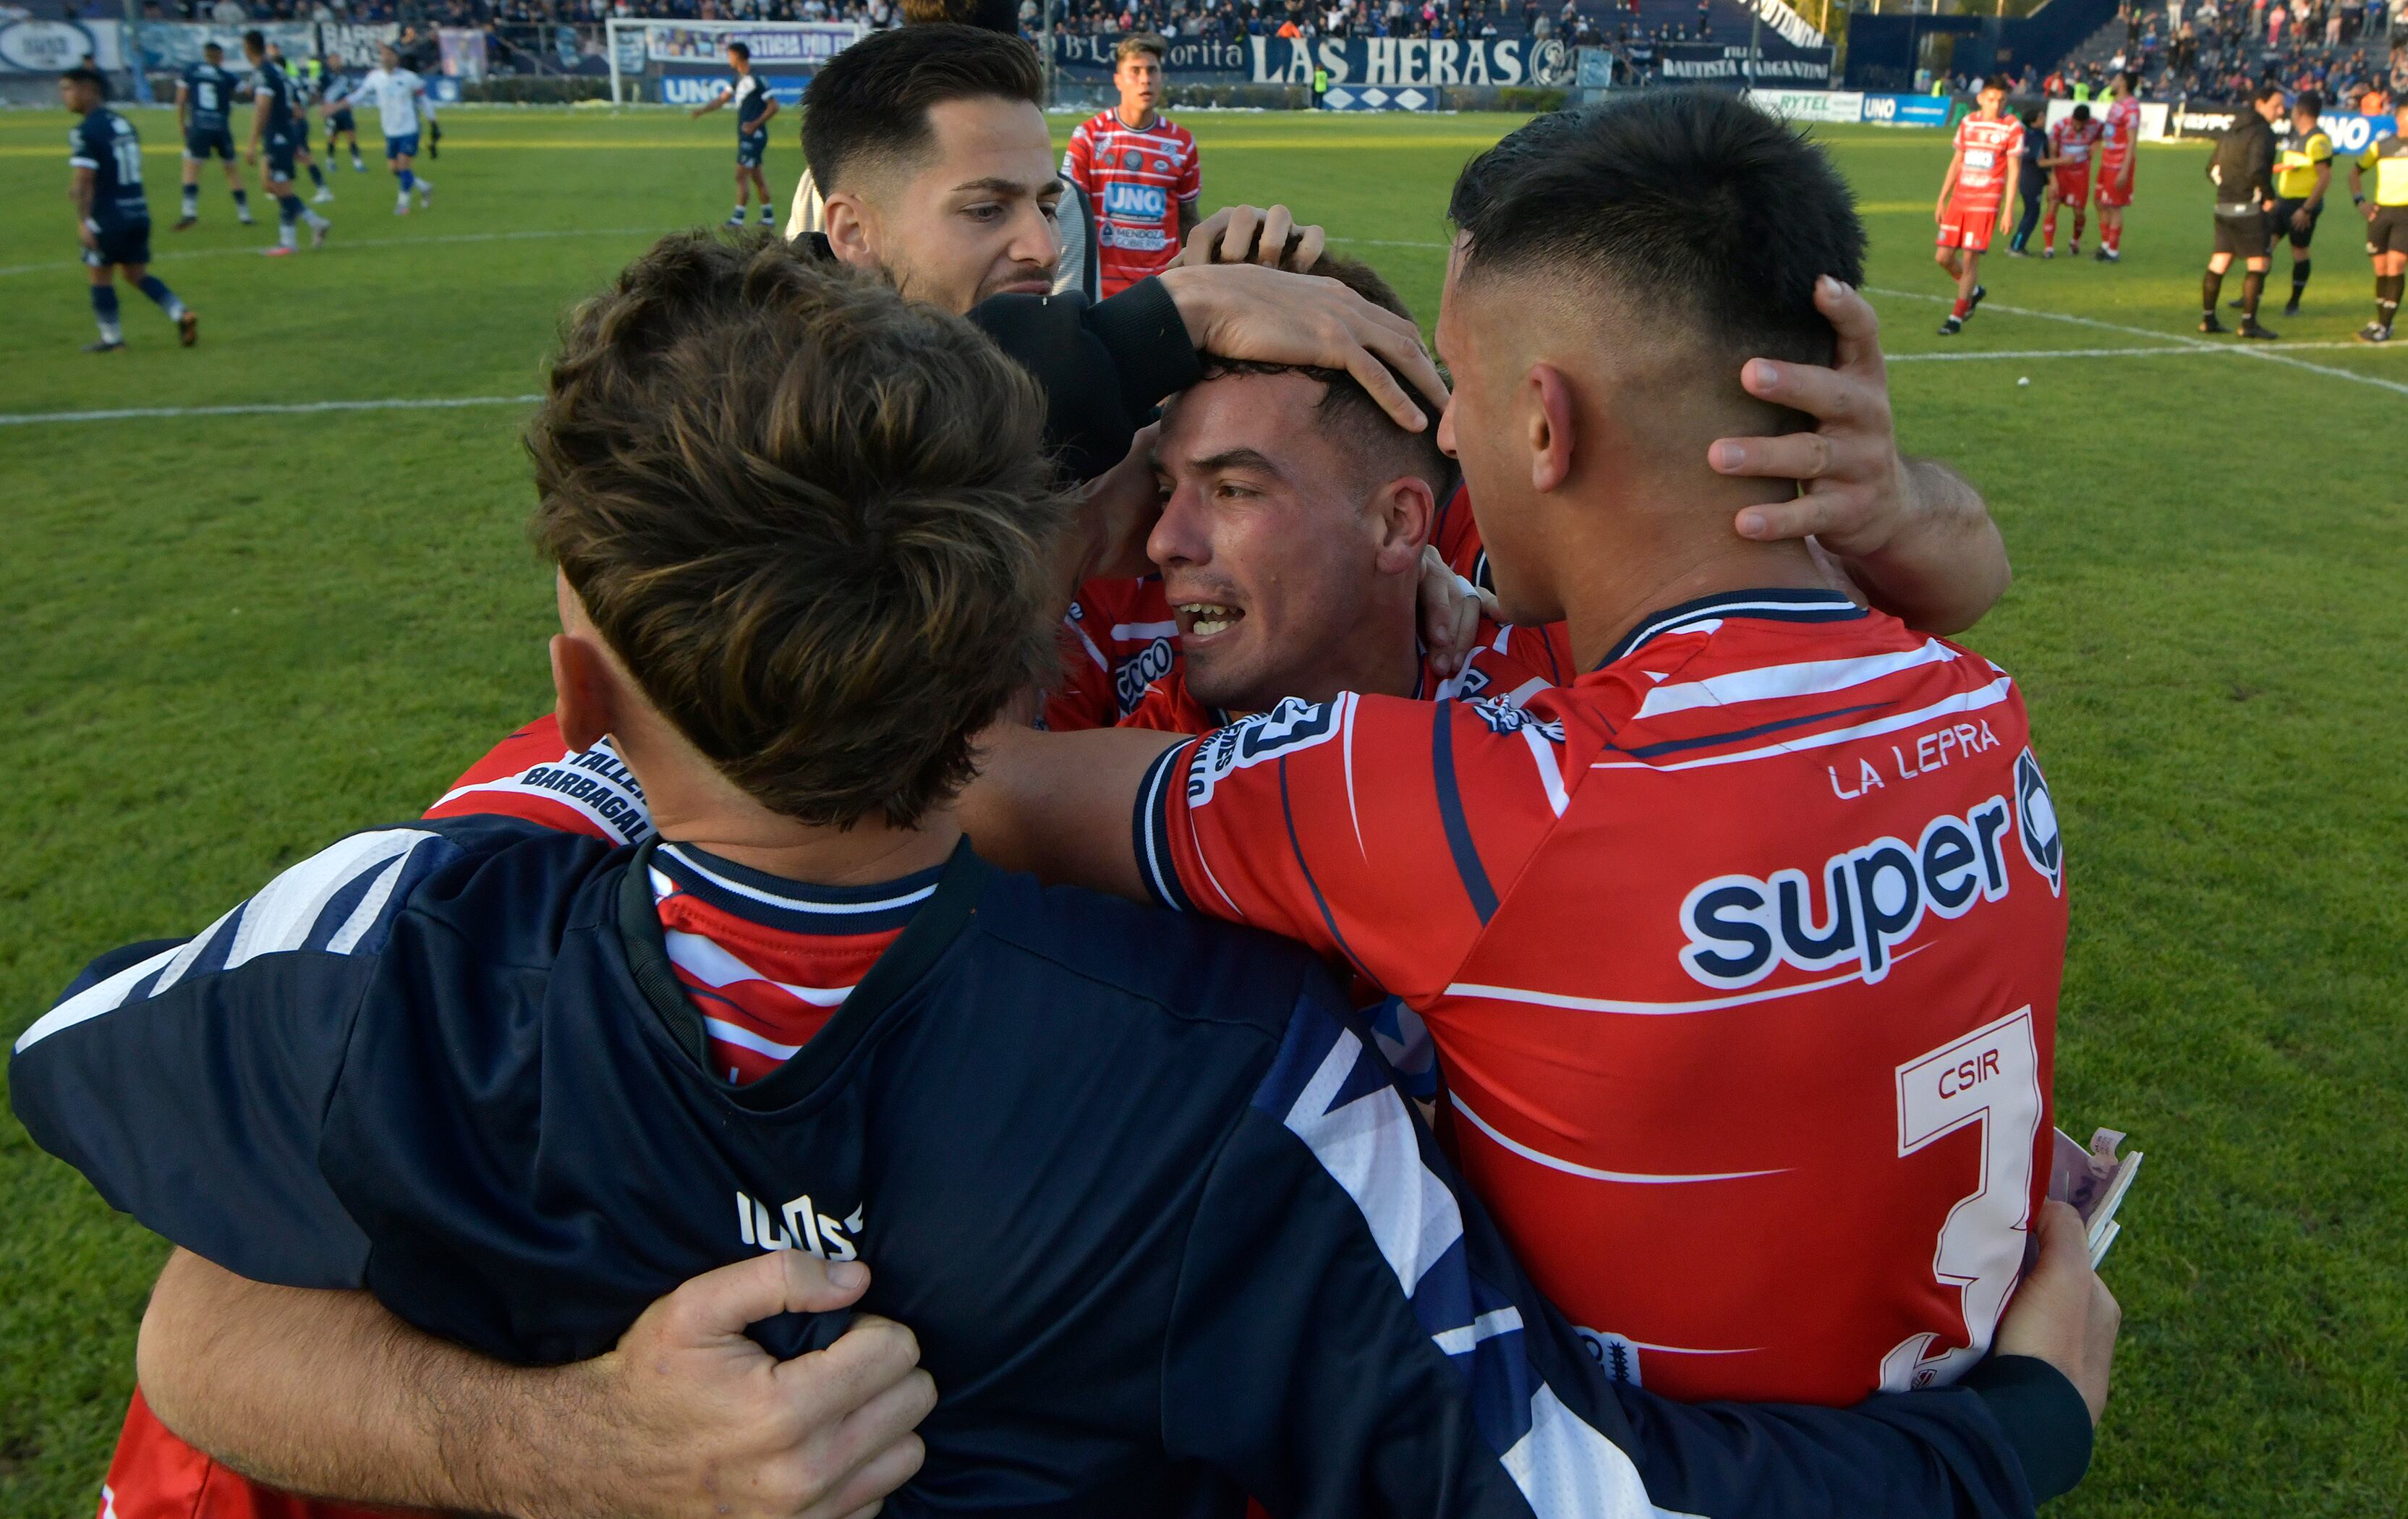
[1950,112,2026,212]
[1139,588,2069,1404]
[1062,111,1199,296]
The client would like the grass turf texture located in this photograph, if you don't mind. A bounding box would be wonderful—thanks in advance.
[3,105,2403,1515]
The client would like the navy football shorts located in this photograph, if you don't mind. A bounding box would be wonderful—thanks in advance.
[385,130,421,161]
[184,126,236,161]
[738,128,767,169]
[84,218,154,269]
[328,107,356,135]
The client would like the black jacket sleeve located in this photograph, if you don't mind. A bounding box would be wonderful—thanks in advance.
[1163,979,2090,1518]
[969,277,1203,482]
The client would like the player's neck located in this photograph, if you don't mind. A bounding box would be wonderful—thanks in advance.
[622,740,963,887]
[1115,103,1160,130]
[1554,509,1832,673]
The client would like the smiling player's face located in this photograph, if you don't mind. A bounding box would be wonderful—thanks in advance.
[851,95,1061,315]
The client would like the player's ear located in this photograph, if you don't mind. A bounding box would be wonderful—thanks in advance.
[1367,473,1436,576]
[821,192,878,273]
[1524,362,1576,496]
[550,633,620,756]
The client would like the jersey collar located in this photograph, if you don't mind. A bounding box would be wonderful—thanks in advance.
[1596,587,1865,669]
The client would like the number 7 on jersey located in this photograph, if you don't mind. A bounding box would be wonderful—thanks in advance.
[1882,1007,2044,1392]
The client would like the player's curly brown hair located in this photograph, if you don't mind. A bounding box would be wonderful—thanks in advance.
[527,230,1074,829]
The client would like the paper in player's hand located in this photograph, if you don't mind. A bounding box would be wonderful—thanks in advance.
[2048,1126,2143,1267]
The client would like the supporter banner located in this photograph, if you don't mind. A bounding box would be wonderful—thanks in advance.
[0,15,125,74]
[1746,85,1865,123]
[1319,81,1437,109]
[129,22,397,72]
[437,26,488,82]
[1052,34,1250,79]
[1860,91,1952,127]
[1249,35,1576,88]
[1656,42,1834,85]
[643,22,861,64]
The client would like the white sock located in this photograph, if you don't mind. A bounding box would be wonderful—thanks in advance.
[280,221,297,247]
[97,318,123,344]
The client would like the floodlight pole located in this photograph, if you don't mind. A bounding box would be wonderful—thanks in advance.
[1748,0,1762,92]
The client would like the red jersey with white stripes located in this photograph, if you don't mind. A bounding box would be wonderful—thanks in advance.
[1949,112,2026,213]
[1063,109,1201,296]
[2096,96,2142,174]
[1047,576,1183,731]
[2048,115,2103,178]
[1136,587,2068,1404]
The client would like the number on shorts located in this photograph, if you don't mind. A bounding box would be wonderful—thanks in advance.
[1879,1007,2043,1392]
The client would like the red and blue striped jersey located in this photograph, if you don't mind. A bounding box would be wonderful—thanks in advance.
[1138,587,2069,1405]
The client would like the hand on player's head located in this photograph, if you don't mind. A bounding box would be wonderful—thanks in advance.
[1172,203,1328,272]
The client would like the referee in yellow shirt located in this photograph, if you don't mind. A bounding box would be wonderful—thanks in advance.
[2349,100,2408,343]
[2271,93,2333,315]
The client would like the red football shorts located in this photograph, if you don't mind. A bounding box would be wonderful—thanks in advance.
[2051,168,2093,202]
[2095,171,2133,208]
[1937,203,1999,251]
[98,1388,430,1519]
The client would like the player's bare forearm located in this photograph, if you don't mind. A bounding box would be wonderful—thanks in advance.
[961,724,1176,901]
[70,167,93,219]
[759,98,780,124]
[1838,457,2010,636]
[1178,200,1201,244]
[137,1248,548,1515]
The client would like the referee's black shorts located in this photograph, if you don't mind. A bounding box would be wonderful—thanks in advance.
[2272,196,2321,247]
[2370,204,2408,258]
[2213,208,2271,258]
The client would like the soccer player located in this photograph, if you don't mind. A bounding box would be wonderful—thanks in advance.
[171,41,251,231]
[691,40,779,228]
[266,43,333,203]
[1063,33,1201,296]
[1934,79,2022,335]
[317,51,368,173]
[2093,70,2143,260]
[240,30,330,255]
[2039,102,2101,257]
[965,90,2075,1413]
[352,43,434,216]
[2346,98,2408,342]
[2268,91,2333,315]
[60,67,196,354]
[2007,105,2045,255]
[12,236,2106,1519]
[2200,83,2284,338]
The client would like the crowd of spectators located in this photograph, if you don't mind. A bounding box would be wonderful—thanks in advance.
[2086,0,2403,103]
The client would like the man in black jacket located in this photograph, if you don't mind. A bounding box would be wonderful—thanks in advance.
[2200,82,2287,338]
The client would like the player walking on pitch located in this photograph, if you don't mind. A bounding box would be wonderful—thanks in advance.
[2266,91,2333,315]
[2347,98,2408,342]
[241,30,330,255]
[171,41,251,231]
[352,44,434,216]
[2040,103,2100,257]
[2093,71,2142,260]
[61,67,196,352]
[1935,79,2022,335]
[317,52,369,173]
[2199,83,2284,338]
[691,41,778,229]
[266,43,334,204]
[1063,33,1201,296]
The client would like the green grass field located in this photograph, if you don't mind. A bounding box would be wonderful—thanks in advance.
[3,103,2404,1516]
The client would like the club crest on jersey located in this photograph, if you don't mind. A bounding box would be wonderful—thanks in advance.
[737,1189,864,1262]
[2015,748,2062,897]
[1466,695,1562,740]
[1186,697,1339,804]
[1119,148,1141,169]
[1678,796,2016,989]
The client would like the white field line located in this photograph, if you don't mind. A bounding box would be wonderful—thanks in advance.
[1892,341,2401,361]
[0,395,542,427]
[1867,285,2408,396]
[0,225,677,280]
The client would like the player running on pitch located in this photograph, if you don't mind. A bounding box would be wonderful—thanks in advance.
[266,43,334,204]
[352,43,434,216]
[2093,71,2142,261]
[2347,98,2408,343]
[316,51,370,174]
[691,41,779,229]
[1935,78,2022,334]
[240,30,330,255]
[2266,91,2333,315]
[1063,33,1201,296]
[61,67,197,352]
[2040,102,2101,257]
[171,41,252,231]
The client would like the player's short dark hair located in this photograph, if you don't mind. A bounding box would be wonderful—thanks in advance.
[61,64,105,94]
[242,27,265,50]
[901,0,1023,31]
[526,231,1073,830]
[726,39,751,60]
[2295,90,2321,116]
[2119,69,2139,90]
[203,40,223,54]
[2252,80,2285,103]
[1448,90,1865,369]
[2072,102,2090,119]
[1199,256,1452,503]
[1116,33,1168,64]
[802,24,1045,192]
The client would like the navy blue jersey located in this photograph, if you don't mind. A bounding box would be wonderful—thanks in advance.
[180,61,237,132]
[14,817,2086,1516]
[70,107,149,226]
[249,56,297,137]
[732,71,772,133]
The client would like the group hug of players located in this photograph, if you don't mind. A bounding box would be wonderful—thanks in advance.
[1934,68,2408,342]
[15,23,2124,1519]
[58,35,435,350]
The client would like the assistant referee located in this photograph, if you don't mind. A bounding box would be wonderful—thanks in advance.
[2348,98,2408,343]
[2269,91,2332,315]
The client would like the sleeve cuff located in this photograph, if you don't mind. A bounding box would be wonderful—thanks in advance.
[1082,276,1204,423]
[1962,1354,2094,1503]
